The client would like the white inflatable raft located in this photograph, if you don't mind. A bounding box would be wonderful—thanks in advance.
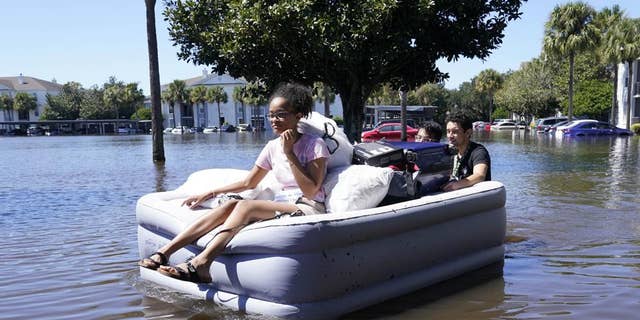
[137,168,506,319]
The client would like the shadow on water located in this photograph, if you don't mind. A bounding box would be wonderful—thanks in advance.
[344,261,506,319]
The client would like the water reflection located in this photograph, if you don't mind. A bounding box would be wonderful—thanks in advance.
[153,162,167,192]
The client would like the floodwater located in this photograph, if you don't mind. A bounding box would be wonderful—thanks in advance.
[1,130,639,319]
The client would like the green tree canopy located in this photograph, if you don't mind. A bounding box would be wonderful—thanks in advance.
[495,58,558,118]
[572,79,612,120]
[475,69,504,122]
[13,92,37,112]
[447,81,489,121]
[0,94,15,121]
[164,0,524,141]
[131,107,153,120]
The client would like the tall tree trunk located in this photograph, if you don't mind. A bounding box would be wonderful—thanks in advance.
[399,89,408,141]
[145,0,165,162]
[626,59,634,129]
[339,84,365,143]
[324,88,331,117]
[217,101,222,126]
[568,53,575,121]
[610,66,618,125]
[488,96,494,123]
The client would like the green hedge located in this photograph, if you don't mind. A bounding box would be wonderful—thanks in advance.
[631,123,640,135]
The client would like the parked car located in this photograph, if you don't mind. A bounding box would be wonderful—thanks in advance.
[535,116,568,133]
[560,121,633,136]
[162,127,174,134]
[490,121,518,130]
[361,123,418,142]
[372,118,417,129]
[171,126,195,134]
[553,119,596,136]
[472,121,487,130]
[237,123,254,132]
[544,120,570,134]
[221,124,236,132]
[202,126,219,133]
[27,126,45,136]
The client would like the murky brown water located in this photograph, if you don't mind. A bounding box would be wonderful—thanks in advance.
[1,130,639,319]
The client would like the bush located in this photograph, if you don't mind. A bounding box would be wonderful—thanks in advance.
[631,123,640,135]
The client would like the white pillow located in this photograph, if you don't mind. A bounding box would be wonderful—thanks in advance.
[175,169,276,208]
[323,165,394,213]
[298,112,354,169]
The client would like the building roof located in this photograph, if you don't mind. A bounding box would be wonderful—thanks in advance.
[0,75,63,92]
[160,70,246,91]
[365,105,438,112]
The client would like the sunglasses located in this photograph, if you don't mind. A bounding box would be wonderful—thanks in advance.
[267,111,292,120]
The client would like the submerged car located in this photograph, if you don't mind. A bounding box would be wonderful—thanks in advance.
[361,123,418,142]
[490,122,518,130]
[535,116,568,133]
[560,121,633,136]
[202,126,219,133]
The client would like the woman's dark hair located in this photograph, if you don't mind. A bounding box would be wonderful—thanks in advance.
[270,83,313,118]
[445,111,473,131]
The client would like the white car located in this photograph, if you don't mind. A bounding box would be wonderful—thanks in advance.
[554,119,597,136]
[202,126,219,133]
[490,122,517,130]
[171,126,195,134]
[163,127,174,134]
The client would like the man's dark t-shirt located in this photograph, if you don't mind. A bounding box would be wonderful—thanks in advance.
[452,141,491,181]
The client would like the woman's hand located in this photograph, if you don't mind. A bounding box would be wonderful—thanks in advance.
[280,129,297,155]
[181,191,215,209]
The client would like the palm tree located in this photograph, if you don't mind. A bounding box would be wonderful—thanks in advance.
[103,80,124,120]
[475,69,504,123]
[312,82,335,117]
[14,92,38,120]
[243,81,268,130]
[165,79,189,132]
[595,5,624,125]
[161,90,176,128]
[606,17,640,129]
[0,94,14,122]
[543,2,599,121]
[232,86,246,124]
[206,86,228,127]
[190,85,208,128]
[145,0,164,162]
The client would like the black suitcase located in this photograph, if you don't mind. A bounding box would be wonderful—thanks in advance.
[387,141,453,172]
[352,141,405,167]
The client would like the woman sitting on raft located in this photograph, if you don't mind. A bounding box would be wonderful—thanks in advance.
[139,83,329,283]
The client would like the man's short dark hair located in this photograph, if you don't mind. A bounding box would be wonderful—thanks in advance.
[421,121,443,141]
[445,111,473,131]
[270,83,313,118]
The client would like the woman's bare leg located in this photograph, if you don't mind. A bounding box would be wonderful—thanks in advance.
[140,200,238,268]
[158,200,298,281]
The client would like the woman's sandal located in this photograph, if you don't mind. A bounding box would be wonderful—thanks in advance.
[157,261,211,283]
[138,252,168,270]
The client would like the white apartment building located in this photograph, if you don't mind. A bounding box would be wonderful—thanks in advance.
[615,59,640,128]
[0,74,62,122]
[161,70,343,130]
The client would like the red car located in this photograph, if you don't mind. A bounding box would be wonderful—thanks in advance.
[361,123,418,142]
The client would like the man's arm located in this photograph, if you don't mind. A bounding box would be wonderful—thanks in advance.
[442,163,488,191]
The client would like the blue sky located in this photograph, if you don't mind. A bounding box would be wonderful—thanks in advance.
[1,1,638,95]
